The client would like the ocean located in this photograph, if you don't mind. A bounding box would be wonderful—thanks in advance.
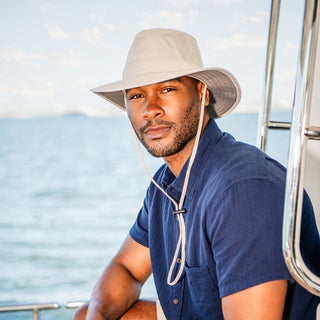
[0,113,291,319]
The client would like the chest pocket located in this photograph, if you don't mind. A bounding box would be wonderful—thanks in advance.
[185,266,223,319]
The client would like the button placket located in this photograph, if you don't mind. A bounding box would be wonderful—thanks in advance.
[170,277,184,318]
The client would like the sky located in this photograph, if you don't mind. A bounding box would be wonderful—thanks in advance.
[0,0,305,118]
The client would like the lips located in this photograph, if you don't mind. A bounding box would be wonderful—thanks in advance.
[143,124,171,139]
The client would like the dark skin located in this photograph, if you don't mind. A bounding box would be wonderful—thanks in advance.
[72,77,288,319]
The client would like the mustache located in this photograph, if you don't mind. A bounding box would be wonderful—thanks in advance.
[140,119,174,133]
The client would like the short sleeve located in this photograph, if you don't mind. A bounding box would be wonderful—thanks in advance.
[209,178,293,298]
[129,195,150,248]
[130,165,168,249]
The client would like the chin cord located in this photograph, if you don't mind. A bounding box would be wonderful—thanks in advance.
[125,84,207,286]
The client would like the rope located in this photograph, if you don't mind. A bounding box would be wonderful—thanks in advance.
[167,84,207,285]
[125,84,207,286]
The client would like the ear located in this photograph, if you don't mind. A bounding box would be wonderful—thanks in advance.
[197,81,210,106]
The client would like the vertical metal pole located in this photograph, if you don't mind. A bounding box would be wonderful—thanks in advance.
[282,0,320,296]
[257,0,281,151]
[33,309,39,320]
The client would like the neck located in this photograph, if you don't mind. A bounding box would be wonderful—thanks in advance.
[163,139,195,177]
[164,116,209,177]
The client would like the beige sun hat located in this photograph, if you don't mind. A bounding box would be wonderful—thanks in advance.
[92,28,241,118]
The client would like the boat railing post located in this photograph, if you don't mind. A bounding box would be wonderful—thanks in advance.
[282,0,320,296]
[33,308,39,320]
[66,300,87,309]
[257,0,281,151]
[0,302,60,319]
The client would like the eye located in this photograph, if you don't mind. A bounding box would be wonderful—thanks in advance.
[162,87,175,93]
[128,93,143,100]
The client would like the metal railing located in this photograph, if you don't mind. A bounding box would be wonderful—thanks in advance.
[282,0,320,297]
[0,302,59,320]
[0,301,86,320]
[66,301,87,309]
[256,0,286,151]
[257,0,320,296]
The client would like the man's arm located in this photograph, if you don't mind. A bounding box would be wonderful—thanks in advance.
[222,279,288,320]
[72,300,156,320]
[82,235,154,320]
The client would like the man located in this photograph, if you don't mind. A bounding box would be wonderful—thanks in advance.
[73,28,320,319]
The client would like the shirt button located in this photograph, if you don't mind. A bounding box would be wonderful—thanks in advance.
[173,298,179,305]
[177,258,181,264]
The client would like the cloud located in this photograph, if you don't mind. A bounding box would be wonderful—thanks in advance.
[210,33,266,51]
[0,47,47,67]
[164,0,199,7]
[273,70,296,100]
[80,27,104,44]
[232,9,268,24]
[211,0,244,5]
[89,13,106,23]
[21,82,55,98]
[0,47,78,68]
[256,10,269,18]
[140,9,199,29]
[236,102,260,113]
[0,78,55,99]
[275,70,296,82]
[88,14,118,32]
[0,85,16,97]
[51,51,79,67]
[187,9,199,22]
[158,11,184,27]
[284,40,298,50]
[44,23,69,40]
[32,0,55,11]
[106,24,117,31]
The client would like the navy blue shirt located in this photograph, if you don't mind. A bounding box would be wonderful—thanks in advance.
[130,119,320,319]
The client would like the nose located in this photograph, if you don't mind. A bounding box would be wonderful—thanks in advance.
[142,94,164,119]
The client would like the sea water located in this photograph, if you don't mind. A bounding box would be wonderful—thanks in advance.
[0,113,290,319]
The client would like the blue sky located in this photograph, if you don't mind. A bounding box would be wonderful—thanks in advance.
[0,0,304,118]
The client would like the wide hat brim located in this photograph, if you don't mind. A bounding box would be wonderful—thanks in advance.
[92,67,241,118]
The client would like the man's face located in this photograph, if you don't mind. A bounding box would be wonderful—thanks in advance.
[125,76,206,158]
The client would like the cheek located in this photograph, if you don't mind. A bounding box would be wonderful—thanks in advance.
[165,97,195,120]
[162,98,185,116]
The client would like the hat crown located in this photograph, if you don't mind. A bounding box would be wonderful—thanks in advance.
[123,28,204,80]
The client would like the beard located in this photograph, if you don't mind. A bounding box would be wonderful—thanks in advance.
[134,99,200,158]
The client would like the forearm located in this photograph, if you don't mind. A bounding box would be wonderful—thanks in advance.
[72,299,156,320]
[119,300,156,320]
[85,261,142,320]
